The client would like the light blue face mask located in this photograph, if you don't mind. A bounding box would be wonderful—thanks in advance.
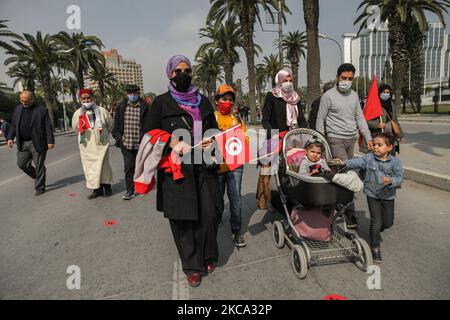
[380,93,391,101]
[128,95,139,103]
[338,81,352,93]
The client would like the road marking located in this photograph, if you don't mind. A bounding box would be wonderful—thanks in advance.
[439,212,449,215]
[0,153,79,187]
[172,258,189,300]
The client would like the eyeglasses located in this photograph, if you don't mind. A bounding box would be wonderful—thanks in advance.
[173,68,192,75]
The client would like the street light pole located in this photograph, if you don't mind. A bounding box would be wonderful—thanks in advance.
[278,0,283,66]
[319,33,343,65]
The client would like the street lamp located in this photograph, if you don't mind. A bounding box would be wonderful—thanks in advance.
[319,33,343,65]
[56,41,93,132]
[263,4,283,66]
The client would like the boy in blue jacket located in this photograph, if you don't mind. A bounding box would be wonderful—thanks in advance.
[337,132,403,263]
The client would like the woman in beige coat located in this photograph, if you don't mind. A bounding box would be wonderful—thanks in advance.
[72,88,113,199]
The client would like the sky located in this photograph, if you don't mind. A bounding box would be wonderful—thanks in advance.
[1,0,449,94]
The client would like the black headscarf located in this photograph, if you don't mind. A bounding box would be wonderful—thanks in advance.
[378,83,393,119]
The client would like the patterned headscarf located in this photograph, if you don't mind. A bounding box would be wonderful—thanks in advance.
[271,69,300,129]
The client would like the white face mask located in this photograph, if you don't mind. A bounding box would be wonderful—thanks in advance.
[380,93,390,101]
[282,82,294,92]
[338,81,352,93]
[82,102,93,109]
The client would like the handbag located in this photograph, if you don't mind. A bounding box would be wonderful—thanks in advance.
[385,113,401,136]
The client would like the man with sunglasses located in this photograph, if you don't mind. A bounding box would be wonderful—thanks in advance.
[113,84,150,200]
[316,63,373,229]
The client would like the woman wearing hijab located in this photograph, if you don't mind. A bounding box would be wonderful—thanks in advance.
[72,88,113,199]
[257,69,308,209]
[146,55,222,287]
[361,84,403,155]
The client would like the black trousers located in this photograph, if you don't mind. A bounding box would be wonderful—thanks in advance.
[17,140,47,191]
[367,196,395,247]
[120,148,138,193]
[169,170,219,275]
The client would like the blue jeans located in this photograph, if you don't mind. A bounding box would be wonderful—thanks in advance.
[218,166,243,233]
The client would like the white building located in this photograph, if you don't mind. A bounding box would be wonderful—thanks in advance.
[342,23,450,99]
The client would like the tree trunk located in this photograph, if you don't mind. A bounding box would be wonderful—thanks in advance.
[77,67,85,89]
[292,61,299,92]
[239,10,257,123]
[303,0,321,110]
[224,54,234,85]
[41,77,55,128]
[389,17,409,117]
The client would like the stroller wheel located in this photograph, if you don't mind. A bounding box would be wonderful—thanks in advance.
[353,238,373,272]
[292,245,308,279]
[272,221,285,249]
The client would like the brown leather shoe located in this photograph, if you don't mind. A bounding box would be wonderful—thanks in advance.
[207,263,215,274]
[187,272,202,287]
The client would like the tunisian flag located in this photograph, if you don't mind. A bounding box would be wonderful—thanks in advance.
[214,124,252,171]
[78,114,91,133]
[363,75,383,121]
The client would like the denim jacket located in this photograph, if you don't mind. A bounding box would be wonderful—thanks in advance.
[345,153,403,200]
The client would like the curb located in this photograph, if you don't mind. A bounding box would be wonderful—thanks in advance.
[403,166,450,192]
[398,118,450,124]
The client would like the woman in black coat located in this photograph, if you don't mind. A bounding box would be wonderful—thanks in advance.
[257,69,307,210]
[146,55,223,287]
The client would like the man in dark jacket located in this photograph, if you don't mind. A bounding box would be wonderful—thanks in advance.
[308,82,334,130]
[6,91,54,195]
[112,84,150,200]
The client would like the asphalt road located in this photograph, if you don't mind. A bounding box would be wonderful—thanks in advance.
[0,132,449,299]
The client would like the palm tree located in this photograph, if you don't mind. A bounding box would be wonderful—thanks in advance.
[255,63,268,108]
[88,60,117,107]
[303,0,321,107]
[0,19,22,51]
[66,77,79,107]
[198,18,242,85]
[207,0,290,122]
[53,31,104,89]
[4,31,59,126]
[104,81,126,111]
[6,62,37,93]
[282,31,307,91]
[355,0,450,116]
[262,54,282,88]
[195,48,223,102]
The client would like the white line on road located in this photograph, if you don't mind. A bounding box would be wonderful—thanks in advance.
[172,258,189,300]
[0,153,79,187]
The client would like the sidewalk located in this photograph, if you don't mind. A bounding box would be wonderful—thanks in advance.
[398,114,450,123]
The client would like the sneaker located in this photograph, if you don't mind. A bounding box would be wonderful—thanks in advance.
[347,216,359,229]
[34,189,45,196]
[122,191,136,200]
[231,232,247,248]
[371,247,382,264]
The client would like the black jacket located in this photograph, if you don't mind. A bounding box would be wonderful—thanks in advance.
[146,91,222,221]
[112,98,150,148]
[262,92,307,138]
[7,104,54,153]
[308,96,322,130]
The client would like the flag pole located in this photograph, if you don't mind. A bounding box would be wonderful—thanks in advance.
[191,124,242,149]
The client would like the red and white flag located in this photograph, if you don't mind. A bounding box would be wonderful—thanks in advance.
[214,124,252,171]
[78,114,91,133]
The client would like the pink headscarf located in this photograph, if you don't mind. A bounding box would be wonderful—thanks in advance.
[271,69,300,105]
[272,69,300,129]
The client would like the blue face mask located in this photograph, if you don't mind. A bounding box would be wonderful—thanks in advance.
[128,95,139,103]
[380,93,391,101]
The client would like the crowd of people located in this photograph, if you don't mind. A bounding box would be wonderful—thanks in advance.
[3,57,404,287]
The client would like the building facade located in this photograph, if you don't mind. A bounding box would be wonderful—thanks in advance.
[89,49,144,92]
[342,23,450,91]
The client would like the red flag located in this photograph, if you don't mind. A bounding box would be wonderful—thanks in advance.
[214,124,252,171]
[78,114,91,133]
[145,95,151,105]
[363,75,383,121]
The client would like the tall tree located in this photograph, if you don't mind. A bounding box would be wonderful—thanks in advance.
[303,0,321,107]
[4,31,59,126]
[255,63,268,108]
[6,62,37,93]
[198,18,242,85]
[0,19,22,51]
[88,60,117,107]
[194,48,223,102]
[207,0,290,122]
[406,19,425,113]
[281,31,307,91]
[53,32,104,89]
[262,54,282,87]
[355,0,450,116]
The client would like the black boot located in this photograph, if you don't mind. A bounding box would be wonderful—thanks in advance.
[102,184,112,197]
[371,246,382,264]
[87,188,103,200]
